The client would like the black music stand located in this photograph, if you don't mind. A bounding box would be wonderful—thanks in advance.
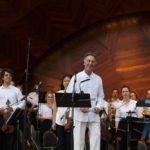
[117,117,144,150]
[55,92,91,150]
[55,92,91,107]
[136,98,150,107]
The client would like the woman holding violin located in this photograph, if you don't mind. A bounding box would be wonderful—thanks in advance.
[0,68,25,150]
[53,74,72,150]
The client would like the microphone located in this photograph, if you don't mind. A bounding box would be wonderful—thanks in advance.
[79,78,90,93]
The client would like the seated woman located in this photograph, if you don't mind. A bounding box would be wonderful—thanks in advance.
[115,85,140,150]
[37,90,55,146]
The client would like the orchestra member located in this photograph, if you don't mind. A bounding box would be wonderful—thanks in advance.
[0,68,25,150]
[115,85,139,150]
[37,90,55,146]
[53,74,72,150]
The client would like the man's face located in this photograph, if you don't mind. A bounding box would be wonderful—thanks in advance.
[112,90,119,99]
[83,55,96,73]
[2,71,12,84]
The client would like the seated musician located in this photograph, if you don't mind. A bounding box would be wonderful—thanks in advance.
[115,85,140,150]
[108,88,122,123]
[37,90,55,146]
[110,88,122,110]
[0,68,25,150]
[141,89,150,143]
[130,91,138,101]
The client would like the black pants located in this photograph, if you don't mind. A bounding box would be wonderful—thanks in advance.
[39,119,52,146]
[56,124,71,150]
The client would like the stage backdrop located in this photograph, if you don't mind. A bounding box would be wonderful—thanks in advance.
[31,13,150,99]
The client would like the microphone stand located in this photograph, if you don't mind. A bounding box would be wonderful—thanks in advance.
[70,73,77,150]
[22,37,31,150]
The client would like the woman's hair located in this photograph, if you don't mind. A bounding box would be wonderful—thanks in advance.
[60,74,72,90]
[121,85,131,92]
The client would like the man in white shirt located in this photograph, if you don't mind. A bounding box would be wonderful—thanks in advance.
[66,52,104,150]
[0,68,24,150]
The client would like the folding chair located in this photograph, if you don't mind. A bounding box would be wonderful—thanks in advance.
[42,130,58,150]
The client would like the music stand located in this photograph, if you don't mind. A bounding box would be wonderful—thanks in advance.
[136,98,150,107]
[55,92,91,107]
[55,92,91,150]
[117,117,144,150]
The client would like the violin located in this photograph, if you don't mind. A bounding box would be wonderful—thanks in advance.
[1,100,15,133]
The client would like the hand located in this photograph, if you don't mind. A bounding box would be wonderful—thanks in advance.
[94,107,100,114]
[80,107,89,113]
[7,107,13,113]
[51,123,56,130]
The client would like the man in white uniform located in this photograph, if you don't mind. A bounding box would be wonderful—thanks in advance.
[0,68,24,150]
[66,52,104,150]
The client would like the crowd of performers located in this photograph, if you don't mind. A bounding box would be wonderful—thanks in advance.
[0,53,150,150]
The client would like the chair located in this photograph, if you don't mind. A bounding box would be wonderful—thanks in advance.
[42,130,58,150]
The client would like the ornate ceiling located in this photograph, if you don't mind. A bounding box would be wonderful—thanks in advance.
[0,0,150,83]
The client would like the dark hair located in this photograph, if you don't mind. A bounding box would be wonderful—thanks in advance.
[83,51,97,60]
[60,74,72,90]
[121,85,131,92]
[1,68,14,79]
[111,88,119,93]
[130,90,138,99]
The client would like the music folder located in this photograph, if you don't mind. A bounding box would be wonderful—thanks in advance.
[55,92,91,107]
[136,98,150,107]
[6,108,24,125]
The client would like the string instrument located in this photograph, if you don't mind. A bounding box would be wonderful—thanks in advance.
[1,99,15,133]
[100,107,112,141]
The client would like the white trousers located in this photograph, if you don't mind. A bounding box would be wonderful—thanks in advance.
[74,120,100,150]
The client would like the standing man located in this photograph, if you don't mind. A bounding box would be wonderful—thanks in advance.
[66,52,104,150]
[0,68,24,150]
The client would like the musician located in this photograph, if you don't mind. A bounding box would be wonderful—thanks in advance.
[53,74,72,150]
[66,52,104,150]
[130,91,138,101]
[115,85,139,150]
[37,90,55,146]
[0,68,25,150]
[141,89,150,143]
[108,89,122,124]
[110,88,122,110]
